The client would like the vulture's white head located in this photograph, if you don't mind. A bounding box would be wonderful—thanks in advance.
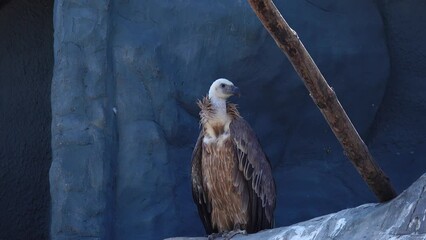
[208,78,240,100]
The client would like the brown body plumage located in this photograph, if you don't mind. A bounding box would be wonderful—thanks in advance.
[191,79,276,235]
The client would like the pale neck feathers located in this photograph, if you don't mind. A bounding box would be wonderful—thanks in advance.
[197,96,240,127]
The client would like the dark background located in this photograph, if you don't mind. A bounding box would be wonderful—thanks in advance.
[0,0,52,239]
[1,0,426,239]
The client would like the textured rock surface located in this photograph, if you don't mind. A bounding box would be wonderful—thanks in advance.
[168,173,426,240]
[49,0,426,240]
[50,1,116,239]
[369,0,426,194]
[0,0,53,239]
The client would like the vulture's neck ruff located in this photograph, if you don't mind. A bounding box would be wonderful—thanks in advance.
[198,96,240,144]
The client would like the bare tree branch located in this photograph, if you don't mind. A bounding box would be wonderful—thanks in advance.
[247,0,397,202]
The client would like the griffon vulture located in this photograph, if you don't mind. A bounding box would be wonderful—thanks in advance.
[191,78,276,237]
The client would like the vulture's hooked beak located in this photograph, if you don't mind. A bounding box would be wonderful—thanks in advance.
[231,86,241,97]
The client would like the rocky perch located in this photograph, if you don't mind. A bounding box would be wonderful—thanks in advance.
[168,173,426,240]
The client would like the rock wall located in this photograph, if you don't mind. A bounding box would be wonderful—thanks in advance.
[50,1,116,239]
[0,0,53,239]
[370,0,426,192]
[49,0,426,240]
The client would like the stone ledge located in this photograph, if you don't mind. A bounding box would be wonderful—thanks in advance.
[168,173,426,240]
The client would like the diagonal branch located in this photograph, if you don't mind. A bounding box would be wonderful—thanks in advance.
[247,0,396,202]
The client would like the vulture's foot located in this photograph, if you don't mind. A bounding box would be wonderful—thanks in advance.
[207,232,223,240]
[207,229,246,240]
[223,229,247,239]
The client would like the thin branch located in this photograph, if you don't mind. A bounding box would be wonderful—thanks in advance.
[247,0,396,202]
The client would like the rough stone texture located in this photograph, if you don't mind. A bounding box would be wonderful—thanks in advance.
[369,0,426,194]
[49,0,426,240]
[168,173,426,240]
[0,0,53,239]
[50,0,116,239]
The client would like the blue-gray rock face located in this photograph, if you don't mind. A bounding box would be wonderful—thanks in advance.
[370,0,426,194]
[50,0,426,240]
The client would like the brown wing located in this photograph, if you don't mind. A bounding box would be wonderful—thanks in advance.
[191,131,216,234]
[230,118,276,233]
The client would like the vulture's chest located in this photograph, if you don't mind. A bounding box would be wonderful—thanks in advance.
[201,122,235,189]
[201,124,248,231]
[203,114,231,142]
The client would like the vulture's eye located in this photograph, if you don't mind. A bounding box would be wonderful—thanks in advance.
[220,84,225,88]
